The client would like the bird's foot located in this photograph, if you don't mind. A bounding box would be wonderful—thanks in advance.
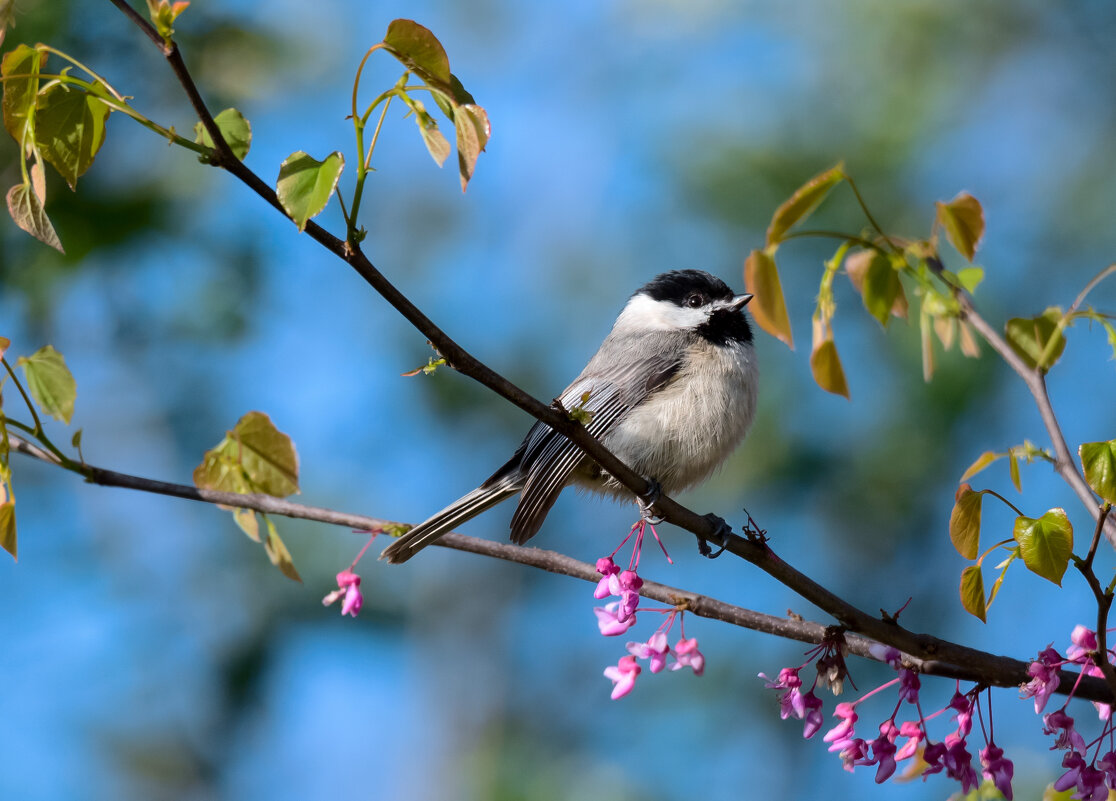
[697,513,731,559]
[637,479,664,524]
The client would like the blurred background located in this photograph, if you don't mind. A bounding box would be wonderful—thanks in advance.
[2,0,1115,798]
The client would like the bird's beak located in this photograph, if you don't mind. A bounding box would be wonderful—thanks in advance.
[729,293,753,311]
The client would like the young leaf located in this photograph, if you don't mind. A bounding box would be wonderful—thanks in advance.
[16,344,76,423]
[0,499,14,561]
[0,335,9,359]
[33,83,111,190]
[195,411,300,498]
[263,516,302,583]
[935,192,985,261]
[2,44,46,143]
[920,307,934,382]
[852,250,901,328]
[1014,509,1073,586]
[959,564,986,622]
[408,103,450,167]
[146,0,189,41]
[6,182,63,252]
[1008,450,1021,492]
[960,450,1002,482]
[846,250,907,321]
[743,249,793,348]
[454,103,489,192]
[276,151,345,232]
[810,320,850,399]
[958,320,981,358]
[382,19,452,85]
[933,316,956,351]
[956,266,984,293]
[1080,439,1116,505]
[949,484,983,559]
[432,73,476,118]
[765,163,845,248]
[193,108,252,161]
[1004,308,1066,372]
[233,507,260,542]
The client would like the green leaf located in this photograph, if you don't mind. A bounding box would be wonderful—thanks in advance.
[263,516,302,583]
[851,250,901,327]
[765,163,845,248]
[454,103,489,192]
[949,484,983,559]
[17,344,76,423]
[0,335,9,359]
[146,0,189,41]
[233,507,260,542]
[193,411,300,498]
[957,266,984,293]
[33,83,111,190]
[959,564,986,622]
[432,73,475,118]
[1014,509,1073,586]
[960,451,1001,482]
[383,19,452,85]
[743,249,793,348]
[0,499,14,561]
[935,192,985,261]
[276,150,344,232]
[416,111,450,167]
[810,322,850,399]
[6,182,63,252]
[193,107,252,161]
[1004,308,1066,373]
[2,44,46,143]
[1080,440,1116,505]
[1008,450,1021,492]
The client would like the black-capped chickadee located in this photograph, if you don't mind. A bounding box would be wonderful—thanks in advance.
[381,269,758,563]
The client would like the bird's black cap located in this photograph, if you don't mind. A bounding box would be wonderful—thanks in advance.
[637,269,736,305]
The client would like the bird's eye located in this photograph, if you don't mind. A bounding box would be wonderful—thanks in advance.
[686,293,704,308]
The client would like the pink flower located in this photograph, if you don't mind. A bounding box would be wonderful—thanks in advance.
[942,741,979,794]
[604,655,641,699]
[671,636,705,676]
[1044,709,1086,753]
[1077,766,1109,801]
[801,691,824,739]
[894,720,924,761]
[824,702,859,752]
[322,569,363,617]
[594,602,637,636]
[980,742,1014,800]
[593,557,620,599]
[627,631,670,673]
[615,570,642,621]
[869,735,897,783]
[836,738,869,772]
[948,691,974,737]
[897,668,920,704]
[1021,652,1062,714]
[1097,751,1116,789]
[1054,751,1086,793]
[1068,625,1099,662]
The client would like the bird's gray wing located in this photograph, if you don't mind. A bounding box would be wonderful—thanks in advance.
[508,354,682,544]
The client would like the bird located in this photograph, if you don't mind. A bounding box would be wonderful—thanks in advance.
[381,269,758,563]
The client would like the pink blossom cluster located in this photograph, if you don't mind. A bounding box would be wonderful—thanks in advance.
[595,521,705,699]
[761,643,1013,798]
[1026,626,1116,800]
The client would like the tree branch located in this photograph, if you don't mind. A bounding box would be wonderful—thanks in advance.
[9,432,1112,704]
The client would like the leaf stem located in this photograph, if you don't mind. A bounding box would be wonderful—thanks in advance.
[2,358,42,435]
[981,488,1026,518]
[844,174,896,251]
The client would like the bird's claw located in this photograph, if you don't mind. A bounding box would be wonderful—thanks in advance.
[697,513,731,558]
[637,479,664,524]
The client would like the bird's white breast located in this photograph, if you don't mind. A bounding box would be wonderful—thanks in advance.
[598,339,758,495]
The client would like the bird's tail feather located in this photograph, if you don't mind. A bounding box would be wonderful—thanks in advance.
[380,481,520,563]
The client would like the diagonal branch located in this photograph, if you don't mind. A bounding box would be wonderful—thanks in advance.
[9,432,1112,703]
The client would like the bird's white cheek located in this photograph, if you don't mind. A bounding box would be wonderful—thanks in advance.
[613,294,707,332]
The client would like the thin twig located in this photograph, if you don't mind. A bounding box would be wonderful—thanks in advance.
[1076,504,1116,701]
[7,432,1110,701]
